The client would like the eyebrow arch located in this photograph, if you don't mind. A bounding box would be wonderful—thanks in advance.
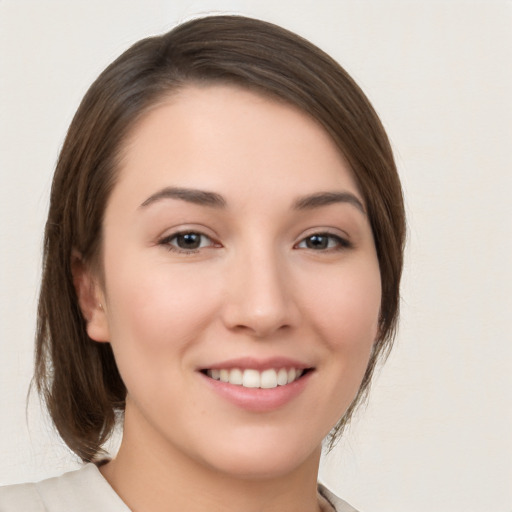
[139,187,227,209]
[293,191,366,214]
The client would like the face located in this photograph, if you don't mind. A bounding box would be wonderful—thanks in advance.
[84,84,381,479]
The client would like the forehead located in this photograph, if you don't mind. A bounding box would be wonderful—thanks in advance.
[112,84,361,209]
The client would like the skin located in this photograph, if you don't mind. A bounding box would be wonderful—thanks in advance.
[75,84,382,512]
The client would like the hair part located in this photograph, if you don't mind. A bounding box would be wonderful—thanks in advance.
[35,14,405,461]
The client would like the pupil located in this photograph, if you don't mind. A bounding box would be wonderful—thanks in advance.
[178,233,201,249]
[307,235,328,249]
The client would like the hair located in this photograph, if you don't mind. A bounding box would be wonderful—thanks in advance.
[34,14,405,462]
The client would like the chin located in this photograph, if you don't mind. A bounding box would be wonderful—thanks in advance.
[194,430,322,481]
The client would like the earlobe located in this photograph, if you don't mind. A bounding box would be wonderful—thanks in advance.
[71,250,110,343]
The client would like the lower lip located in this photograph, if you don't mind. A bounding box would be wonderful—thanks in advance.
[199,371,312,412]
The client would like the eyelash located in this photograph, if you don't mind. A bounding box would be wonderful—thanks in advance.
[159,231,218,254]
[295,233,351,251]
[158,230,351,255]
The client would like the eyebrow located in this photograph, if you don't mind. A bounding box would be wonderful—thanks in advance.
[140,187,226,209]
[139,186,365,214]
[293,192,366,214]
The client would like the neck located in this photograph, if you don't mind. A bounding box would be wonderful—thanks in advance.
[100,409,324,512]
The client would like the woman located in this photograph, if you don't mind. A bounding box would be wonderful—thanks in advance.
[0,15,405,512]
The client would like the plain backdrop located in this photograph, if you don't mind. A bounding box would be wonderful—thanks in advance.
[1,1,511,511]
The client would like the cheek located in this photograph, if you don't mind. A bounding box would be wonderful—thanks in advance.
[302,260,381,350]
[103,255,222,356]
[301,258,381,407]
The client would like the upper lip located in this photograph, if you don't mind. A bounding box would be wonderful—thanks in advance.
[198,357,313,372]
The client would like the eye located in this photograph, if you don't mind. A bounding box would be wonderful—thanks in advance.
[296,233,350,251]
[159,231,218,253]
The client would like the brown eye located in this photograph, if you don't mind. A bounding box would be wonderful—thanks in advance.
[304,235,330,249]
[297,233,350,251]
[160,231,216,253]
[175,233,203,249]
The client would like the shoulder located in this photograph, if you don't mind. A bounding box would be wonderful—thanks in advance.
[0,464,130,512]
[0,480,45,512]
[1,467,357,512]
[318,483,361,512]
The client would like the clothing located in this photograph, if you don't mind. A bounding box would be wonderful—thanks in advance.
[0,463,359,512]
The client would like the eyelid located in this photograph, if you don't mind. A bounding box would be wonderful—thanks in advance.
[157,227,222,254]
[294,230,352,251]
[156,223,219,242]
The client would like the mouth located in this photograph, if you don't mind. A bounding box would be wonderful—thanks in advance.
[200,367,313,389]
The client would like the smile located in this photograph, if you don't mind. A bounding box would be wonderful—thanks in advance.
[203,368,307,389]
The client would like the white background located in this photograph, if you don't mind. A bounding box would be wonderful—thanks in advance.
[1,1,511,511]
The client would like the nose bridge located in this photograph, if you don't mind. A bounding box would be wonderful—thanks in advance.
[222,237,297,336]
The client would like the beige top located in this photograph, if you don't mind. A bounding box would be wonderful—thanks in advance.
[0,464,359,512]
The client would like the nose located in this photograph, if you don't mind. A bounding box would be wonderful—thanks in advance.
[221,246,300,338]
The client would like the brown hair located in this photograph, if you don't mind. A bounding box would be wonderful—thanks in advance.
[35,15,405,461]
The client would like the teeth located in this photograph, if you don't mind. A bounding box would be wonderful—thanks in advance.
[260,369,277,389]
[276,368,288,386]
[229,368,243,385]
[206,367,305,388]
[242,369,260,388]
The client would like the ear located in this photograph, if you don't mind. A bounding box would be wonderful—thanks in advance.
[71,250,110,343]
